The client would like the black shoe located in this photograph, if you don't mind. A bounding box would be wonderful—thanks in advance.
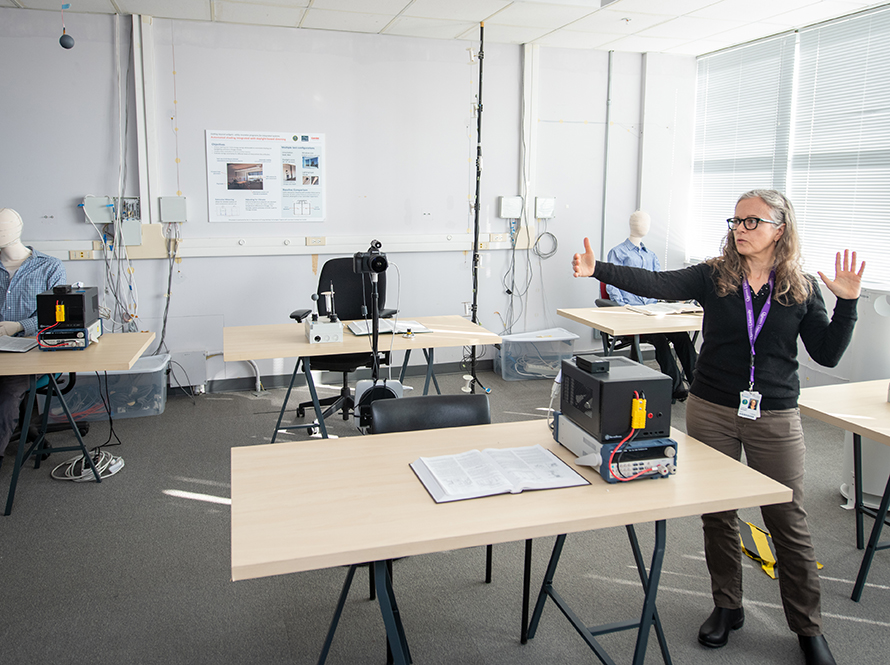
[799,635,836,665]
[698,607,744,648]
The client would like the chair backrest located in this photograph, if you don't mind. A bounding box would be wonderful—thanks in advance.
[316,257,388,321]
[597,281,626,308]
[369,394,491,434]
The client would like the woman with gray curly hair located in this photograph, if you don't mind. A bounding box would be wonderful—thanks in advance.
[572,190,865,665]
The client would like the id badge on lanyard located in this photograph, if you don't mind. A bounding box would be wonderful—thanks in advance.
[738,272,774,421]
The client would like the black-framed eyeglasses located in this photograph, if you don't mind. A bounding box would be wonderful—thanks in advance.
[726,217,784,231]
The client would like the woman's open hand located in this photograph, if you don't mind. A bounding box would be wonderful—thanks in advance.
[818,250,865,300]
[572,237,597,278]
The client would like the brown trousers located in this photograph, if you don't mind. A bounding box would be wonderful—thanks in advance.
[685,394,822,636]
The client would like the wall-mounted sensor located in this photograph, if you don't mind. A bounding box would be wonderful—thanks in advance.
[535,197,556,219]
[498,196,523,219]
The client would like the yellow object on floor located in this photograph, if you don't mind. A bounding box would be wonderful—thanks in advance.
[739,520,778,578]
[739,520,822,579]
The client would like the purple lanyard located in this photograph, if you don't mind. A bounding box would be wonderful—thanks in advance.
[742,271,775,390]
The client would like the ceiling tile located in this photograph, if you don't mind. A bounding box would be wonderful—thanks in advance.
[598,33,694,52]
[404,0,511,22]
[766,1,880,28]
[115,0,212,21]
[638,15,744,40]
[706,21,789,45]
[532,29,623,48]
[604,0,722,15]
[22,0,118,11]
[486,1,597,28]
[688,0,814,22]
[663,38,730,55]
[219,0,309,6]
[834,0,886,8]
[215,1,304,27]
[310,0,407,12]
[458,22,553,43]
[383,16,477,40]
[300,7,393,32]
[570,9,674,34]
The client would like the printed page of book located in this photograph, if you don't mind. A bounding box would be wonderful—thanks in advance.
[483,445,589,491]
[410,445,588,503]
[348,319,431,335]
[626,302,702,316]
[410,449,515,503]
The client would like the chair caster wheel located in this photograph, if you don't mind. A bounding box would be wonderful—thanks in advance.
[296,407,306,418]
[307,426,318,436]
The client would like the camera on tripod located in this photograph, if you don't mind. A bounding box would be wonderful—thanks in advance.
[353,239,388,274]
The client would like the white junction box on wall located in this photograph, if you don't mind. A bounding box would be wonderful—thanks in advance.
[170,351,207,391]
[160,196,188,223]
[498,196,523,219]
[535,197,556,219]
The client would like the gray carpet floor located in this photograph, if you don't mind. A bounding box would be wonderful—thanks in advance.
[1,365,887,664]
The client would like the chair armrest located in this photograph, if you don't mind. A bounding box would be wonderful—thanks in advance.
[379,308,398,319]
[290,309,311,322]
[595,299,621,308]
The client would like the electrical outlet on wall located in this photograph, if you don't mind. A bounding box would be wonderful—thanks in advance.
[306,237,326,246]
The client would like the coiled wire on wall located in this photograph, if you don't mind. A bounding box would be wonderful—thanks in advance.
[533,230,558,259]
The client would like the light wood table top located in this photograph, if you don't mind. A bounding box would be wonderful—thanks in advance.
[799,379,890,447]
[0,332,156,376]
[558,307,703,336]
[231,419,791,581]
[223,314,501,363]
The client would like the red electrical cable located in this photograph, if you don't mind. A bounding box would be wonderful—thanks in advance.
[36,320,62,348]
[608,390,657,482]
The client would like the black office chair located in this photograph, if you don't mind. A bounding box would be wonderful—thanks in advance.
[289,257,396,424]
[369,393,491,435]
[370,394,494,582]
[317,394,492,665]
[596,282,642,360]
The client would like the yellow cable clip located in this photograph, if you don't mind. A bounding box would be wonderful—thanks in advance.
[631,397,647,430]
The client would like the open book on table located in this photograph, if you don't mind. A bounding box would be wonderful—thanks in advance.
[625,302,702,316]
[410,444,589,503]
[347,319,432,336]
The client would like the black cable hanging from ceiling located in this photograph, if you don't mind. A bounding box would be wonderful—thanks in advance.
[470,22,485,395]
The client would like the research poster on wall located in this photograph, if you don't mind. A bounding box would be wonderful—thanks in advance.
[205,130,325,222]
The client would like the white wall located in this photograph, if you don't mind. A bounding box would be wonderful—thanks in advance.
[800,285,890,387]
[0,8,697,385]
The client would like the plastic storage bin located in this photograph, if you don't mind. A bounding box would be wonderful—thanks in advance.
[40,353,170,423]
[494,328,579,380]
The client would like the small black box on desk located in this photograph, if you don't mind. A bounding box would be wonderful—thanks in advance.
[560,356,672,443]
[37,285,100,329]
[574,354,609,374]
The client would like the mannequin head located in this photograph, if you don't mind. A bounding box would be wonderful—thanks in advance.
[628,210,651,246]
[0,208,24,250]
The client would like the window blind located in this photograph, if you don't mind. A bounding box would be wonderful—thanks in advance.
[691,34,796,261]
[791,8,890,283]
[692,5,890,287]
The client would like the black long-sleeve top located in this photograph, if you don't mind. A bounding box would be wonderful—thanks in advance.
[592,261,859,410]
